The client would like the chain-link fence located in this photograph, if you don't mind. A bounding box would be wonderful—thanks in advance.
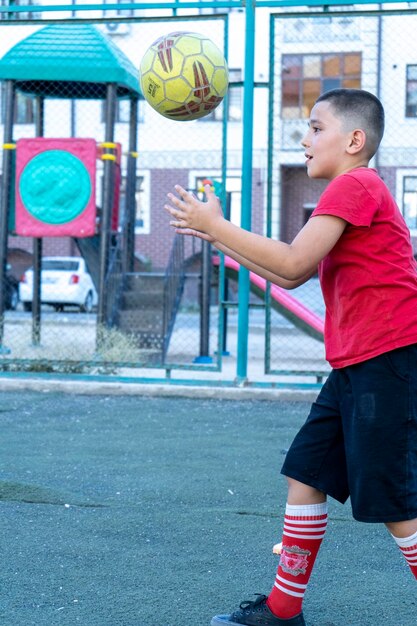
[0,11,228,376]
[0,2,415,383]
[264,6,417,379]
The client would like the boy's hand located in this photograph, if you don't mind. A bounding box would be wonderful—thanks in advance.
[164,184,223,238]
[171,228,216,243]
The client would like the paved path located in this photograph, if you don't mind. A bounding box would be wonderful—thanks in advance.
[0,391,415,625]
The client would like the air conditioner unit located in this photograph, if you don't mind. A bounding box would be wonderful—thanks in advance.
[105,23,131,36]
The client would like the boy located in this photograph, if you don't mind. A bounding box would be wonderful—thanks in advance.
[164,89,417,625]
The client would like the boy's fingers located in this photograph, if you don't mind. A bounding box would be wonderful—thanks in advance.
[175,186,200,204]
[164,204,176,216]
[167,213,183,227]
[167,193,181,207]
[175,227,195,236]
[164,203,185,220]
[174,184,188,198]
[167,193,189,212]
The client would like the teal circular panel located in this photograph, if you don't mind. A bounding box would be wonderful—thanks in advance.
[19,149,92,225]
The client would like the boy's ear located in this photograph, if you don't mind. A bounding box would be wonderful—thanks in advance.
[347,129,366,154]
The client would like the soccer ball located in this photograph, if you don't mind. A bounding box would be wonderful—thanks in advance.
[139,31,229,121]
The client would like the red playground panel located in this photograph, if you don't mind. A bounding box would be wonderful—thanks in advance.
[15,137,97,238]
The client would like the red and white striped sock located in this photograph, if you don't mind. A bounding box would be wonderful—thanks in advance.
[391,529,417,580]
[267,502,328,619]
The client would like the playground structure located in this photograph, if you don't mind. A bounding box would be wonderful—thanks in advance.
[215,256,324,342]
[0,23,194,365]
[0,23,137,340]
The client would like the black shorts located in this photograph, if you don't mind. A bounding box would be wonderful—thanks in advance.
[281,344,417,523]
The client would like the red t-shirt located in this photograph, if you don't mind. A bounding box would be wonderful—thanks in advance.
[312,167,417,368]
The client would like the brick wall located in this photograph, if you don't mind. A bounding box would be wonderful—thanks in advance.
[281,166,326,242]
[135,168,188,271]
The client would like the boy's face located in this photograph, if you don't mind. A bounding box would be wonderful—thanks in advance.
[301,100,354,180]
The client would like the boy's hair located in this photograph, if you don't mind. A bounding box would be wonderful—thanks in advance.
[316,88,385,158]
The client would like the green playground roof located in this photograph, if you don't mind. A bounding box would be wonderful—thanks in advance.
[0,23,141,99]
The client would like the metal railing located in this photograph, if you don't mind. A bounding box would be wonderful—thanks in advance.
[162,233,186,360]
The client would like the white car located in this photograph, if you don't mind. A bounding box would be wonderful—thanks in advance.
[19,256,98,313]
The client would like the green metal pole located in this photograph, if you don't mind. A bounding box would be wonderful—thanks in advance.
[0,80,14,354]
[236,0,256,383]
[217,16,229,363]
[264,13,275,374]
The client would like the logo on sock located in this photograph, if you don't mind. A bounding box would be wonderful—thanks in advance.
[280,545,311,576]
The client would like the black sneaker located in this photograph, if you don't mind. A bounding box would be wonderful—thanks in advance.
[210,594,306,626]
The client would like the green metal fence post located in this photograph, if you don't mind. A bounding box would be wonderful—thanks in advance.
[0,79,14,354]
[236,0,256,384]
[32,95,45,347]
[97,82,117,330]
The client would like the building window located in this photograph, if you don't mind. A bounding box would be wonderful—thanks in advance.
[1,86,36,124]
[101,99,133,124]
[303,203,316,225]
[402,176,417,230]
[406,65,417,117]
[99,173,149,234]
[227,69,243,121]
[15,91,36,124]
[118,174,150,234]
[133,174,150,234]
[0,0,40,20]
[281,52,361,119]
[192,173,241,225]
[101,99,144,125]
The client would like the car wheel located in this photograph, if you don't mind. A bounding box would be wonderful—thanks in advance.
[23,302,32,312]
[8,286,19,311]
[81,291,93,313]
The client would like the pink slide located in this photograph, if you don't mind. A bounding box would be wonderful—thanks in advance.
[216,256,324,342]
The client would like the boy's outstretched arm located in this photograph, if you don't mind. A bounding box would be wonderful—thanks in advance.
[164,191,312,288]
[214,243,316,289]
[165,184,346,282]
